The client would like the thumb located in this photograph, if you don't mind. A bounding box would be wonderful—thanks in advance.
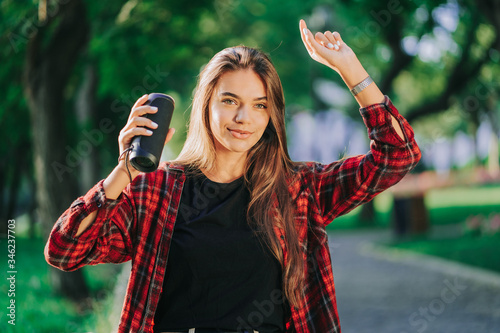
[164,128,175,145]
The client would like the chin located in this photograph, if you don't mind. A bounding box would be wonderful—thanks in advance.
[223,141,257,154]
[227,145,253,153]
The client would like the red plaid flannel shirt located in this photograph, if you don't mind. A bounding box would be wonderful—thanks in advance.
[45,95,421,332]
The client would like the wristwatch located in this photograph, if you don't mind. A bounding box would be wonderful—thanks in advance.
[350,76,374,96]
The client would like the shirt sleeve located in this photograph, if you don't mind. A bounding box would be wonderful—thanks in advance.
[44,179,137,272]
[313,95,421,225]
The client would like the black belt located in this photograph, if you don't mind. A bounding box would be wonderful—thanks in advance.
[160,329,259,333]
[162,328,259,333]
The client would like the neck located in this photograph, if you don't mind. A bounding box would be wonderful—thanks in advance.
[203,150,247,183]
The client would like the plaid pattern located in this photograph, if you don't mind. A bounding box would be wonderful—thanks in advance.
[45,95,421,333]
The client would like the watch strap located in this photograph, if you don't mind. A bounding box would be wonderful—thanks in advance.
[350,76,374,96]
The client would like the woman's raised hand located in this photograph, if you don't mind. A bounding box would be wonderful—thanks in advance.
[299,19,357,77]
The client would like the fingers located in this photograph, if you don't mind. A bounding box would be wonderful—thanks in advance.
[119,120,156,147]
[119,95,159,152]
[300,20,325,56]
[324,31,343,50]
[299,19,314,55]
[300,19,344,52]
[131,115,158,130]
[125,103,158,133]
[132,94,149,110]
[316,31,343,51]
[302,27,325,55]
[314,32,332,49]
[130,105,158,120]
[129,96,157,121]
[122,114,158,137]
[126,94,159,135]
[300,19,344,60]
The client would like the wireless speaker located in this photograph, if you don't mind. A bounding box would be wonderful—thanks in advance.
[129,93,175,172]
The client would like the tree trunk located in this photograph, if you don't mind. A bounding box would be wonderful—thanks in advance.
[5,141,26,221]
[23,0,90,302]
[76,64,99,192]
[28,174,37,240]
[392,194,429,237]
[358,200,376,226]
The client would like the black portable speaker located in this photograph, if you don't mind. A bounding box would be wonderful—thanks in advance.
[129,93,175,172]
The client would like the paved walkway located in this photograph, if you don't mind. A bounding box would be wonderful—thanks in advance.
[328,229,500,333]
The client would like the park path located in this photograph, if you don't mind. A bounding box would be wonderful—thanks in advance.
[328,229,500,333]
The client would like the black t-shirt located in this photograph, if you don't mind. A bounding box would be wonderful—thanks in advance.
[153,170,286,333]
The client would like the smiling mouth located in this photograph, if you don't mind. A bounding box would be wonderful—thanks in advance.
[229,128,252,134]
[228,128,253,139]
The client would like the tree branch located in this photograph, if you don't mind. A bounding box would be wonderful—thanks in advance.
[405,12,495,122]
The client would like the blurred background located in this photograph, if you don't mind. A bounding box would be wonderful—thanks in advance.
[0,0,499,332]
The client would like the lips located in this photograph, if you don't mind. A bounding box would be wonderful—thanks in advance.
[229,128,252,134]
[228,128,253,139]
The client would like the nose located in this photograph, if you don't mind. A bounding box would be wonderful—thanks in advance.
[234,104,251,124]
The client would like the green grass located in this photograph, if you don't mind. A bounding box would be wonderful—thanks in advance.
[327,185,500,229]
[424,185,500,226]
[0,237,119,333]
[389,234,500,273]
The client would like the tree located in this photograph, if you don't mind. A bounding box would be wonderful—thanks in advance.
[23,0,90,301]
[1,0,499,307]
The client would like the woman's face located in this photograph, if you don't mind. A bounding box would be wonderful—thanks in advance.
[208,69,270,156]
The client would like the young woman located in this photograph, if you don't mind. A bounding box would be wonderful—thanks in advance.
[45,20,421,333]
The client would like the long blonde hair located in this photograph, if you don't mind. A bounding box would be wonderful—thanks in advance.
[175,46,304,307]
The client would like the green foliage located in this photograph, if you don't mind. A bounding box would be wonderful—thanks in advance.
[2,0,499,182]
[0,237,119,332]
[0,1,32,148]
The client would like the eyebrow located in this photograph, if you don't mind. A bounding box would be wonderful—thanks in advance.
[220,92,267,101]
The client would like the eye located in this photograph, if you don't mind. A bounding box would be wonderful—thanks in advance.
[222,98,237,105]
[255,103,267,110]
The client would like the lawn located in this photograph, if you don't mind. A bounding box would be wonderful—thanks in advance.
[389,234,500,273]
[0,237,120,333]
[328,184,500,229]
